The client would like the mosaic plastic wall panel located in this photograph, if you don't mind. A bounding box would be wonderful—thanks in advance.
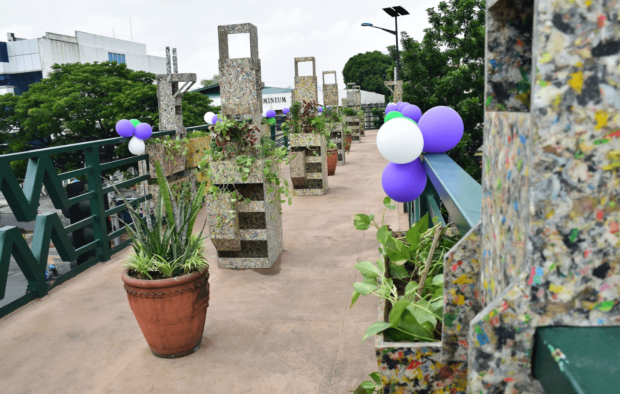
[485,0,533,112]
[326,122,345,165]
[218,24,263,127]
[145,142,186,179]
[468,0,620,392]
[441,225,482,364]
[376,300,467,393]
[345,116,361,143]
[290,150,307,186]
[479,112,531,307]
[322,71,338,107]
[289,134,328,196]
[186,136,212,168]
[209,158,283,269]
[294,57,318,104]
[206,193,241,251]
[385,81,403,103]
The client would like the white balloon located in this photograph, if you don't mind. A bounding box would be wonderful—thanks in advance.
[128,136,146,156]
[204,111,215,124]
[376,118,424,164]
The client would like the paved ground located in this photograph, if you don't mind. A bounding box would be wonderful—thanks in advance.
[0,129,409,394]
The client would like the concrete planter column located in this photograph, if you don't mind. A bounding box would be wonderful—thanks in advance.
[326,122,345,165]
[289,134,328,196]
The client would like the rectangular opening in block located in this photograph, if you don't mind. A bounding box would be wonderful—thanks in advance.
[228,33,251,59]
[235,183,265,201]
[298,61,313,77]
[239,212,267,229]
[218,240,268,258]
[172,82,178,95]
[486,0,534,112]
[293,179,324,190]
[306,163,322,173]
[323,73,336,84]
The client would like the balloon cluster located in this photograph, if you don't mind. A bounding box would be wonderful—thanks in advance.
[116,119,153,156]
[266,109,277,126]
[378,102,464,203]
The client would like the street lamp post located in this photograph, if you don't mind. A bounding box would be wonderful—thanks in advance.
[362,6,409,81]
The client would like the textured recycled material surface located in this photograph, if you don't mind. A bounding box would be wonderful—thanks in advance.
[345,116,361,144]
[186,136,212,169]
[145,142,186,179]
[327,122,346,165]
[322,71,339,107]
[289,134,328,196]
[384,81,403,103]
[467,0,620,392]
[375,300,467,393]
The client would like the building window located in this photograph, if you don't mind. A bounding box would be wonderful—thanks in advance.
[108,53,126,64]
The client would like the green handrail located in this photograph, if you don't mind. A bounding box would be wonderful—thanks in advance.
[0,130,175,319]
[406,153,482,235]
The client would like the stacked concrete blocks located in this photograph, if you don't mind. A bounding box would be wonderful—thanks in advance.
[345,116,361,144]
[293,57,318,104]
[289,134,328,196]
[209,23,283,269]
[327,122,345,165]
[322,71,339,107]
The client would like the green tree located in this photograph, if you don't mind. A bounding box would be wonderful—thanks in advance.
[388,0,485,181]
[0,61,214,180]
[342,51,393,98]
[200,75,220,87]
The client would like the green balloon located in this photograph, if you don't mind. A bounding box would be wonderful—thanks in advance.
[130,119,140,127]
[384,111,404,122]
[268,118,277,126]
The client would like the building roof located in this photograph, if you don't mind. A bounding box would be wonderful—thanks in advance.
[190,84,291,96]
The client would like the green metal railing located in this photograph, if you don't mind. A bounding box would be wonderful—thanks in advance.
[406,153,482,235]
[0,130,175,318]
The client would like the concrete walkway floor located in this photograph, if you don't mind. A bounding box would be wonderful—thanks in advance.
[0,129,409,394]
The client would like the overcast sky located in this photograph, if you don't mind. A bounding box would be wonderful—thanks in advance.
[2,0,441,89]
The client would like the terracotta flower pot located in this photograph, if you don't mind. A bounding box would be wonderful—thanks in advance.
[122,268,210,358]
[327,148,338,176]
[344,136,352,152]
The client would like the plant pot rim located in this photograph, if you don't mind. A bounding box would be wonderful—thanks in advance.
[327,148,338,154]
[376,298,442,348]
[121,267,209,289]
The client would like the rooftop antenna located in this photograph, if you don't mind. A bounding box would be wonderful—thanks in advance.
[130,18,133,41]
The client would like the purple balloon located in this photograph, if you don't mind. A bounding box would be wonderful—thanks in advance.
[318,106,323,112]
[397,102,409,112]
[283,107,290,114]
[266,109,276,118]
[381,159,427,203]
[212,115,219,124]
[116,119,134,137]
[385,104,398,115]
[417,106,464,153]
[134,123,153,140]
[402,104,422,122]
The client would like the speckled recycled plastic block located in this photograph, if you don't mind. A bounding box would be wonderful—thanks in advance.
[322,71,339,107]
[186,135,212,168]
[294,57,318,104]
[218,23,264,127]
[289,134,328,196]
[375,299,467,393]
[145,141,186,178]
[208,157,283,269]
[289,150,307,186]
[206,193,240,251]
[465,0,620,392]
[326,122,345,165]
[344,116,361,143]
[385,80,403,103]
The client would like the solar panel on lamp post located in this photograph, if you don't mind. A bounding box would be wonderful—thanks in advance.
[361,6,409,81]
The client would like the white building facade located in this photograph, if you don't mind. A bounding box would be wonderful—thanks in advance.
[0,31,166,95]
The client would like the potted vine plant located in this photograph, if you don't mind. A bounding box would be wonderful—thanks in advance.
[350,198,467,392]
[323,107,346,165]
[281,100,330,195]
[118,161,210,359]
[326,140,338,176]
[197,115,291,268]
[145,135,188,178]
[344,126,353,152]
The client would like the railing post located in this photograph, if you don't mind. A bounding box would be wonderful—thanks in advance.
[84,147,110,262]
[270,124,276,142]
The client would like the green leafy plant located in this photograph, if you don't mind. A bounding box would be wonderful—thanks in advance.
[327,140,337,150]
[351,197,459,343]
[342,107,357,116]
[281,100,328,137]
[350,372,382,394]
[197,115,292,213]
[371,107,385,128]
[114,161,210,280]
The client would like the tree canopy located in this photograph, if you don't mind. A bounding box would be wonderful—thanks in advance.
[342,51,393,98]
[388,0,485,180]
[0,61,214,180]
